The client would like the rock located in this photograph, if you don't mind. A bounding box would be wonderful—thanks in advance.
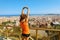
[3,38,12,40]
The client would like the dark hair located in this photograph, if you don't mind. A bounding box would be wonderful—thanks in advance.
[20,14,27,22]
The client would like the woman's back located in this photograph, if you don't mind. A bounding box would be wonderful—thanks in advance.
[20,21,30,34]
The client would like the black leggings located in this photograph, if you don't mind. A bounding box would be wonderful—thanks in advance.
[22,34,30,37]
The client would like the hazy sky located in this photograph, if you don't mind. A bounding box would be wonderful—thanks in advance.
[0,0,60,15]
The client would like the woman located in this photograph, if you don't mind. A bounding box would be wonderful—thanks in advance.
[20,7,30,40]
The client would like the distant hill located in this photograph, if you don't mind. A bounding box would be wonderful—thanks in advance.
[29,14,60,16]
[46,14,60,15]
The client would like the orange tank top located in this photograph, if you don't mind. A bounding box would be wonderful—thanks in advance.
[20,22,30,34]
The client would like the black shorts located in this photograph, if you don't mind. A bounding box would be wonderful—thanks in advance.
[22,34,30,37]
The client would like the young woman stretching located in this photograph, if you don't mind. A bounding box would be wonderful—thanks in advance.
[20,7,30,40]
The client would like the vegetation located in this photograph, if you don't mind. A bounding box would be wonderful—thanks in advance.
[0,21,21,40]
[0,20,60,40]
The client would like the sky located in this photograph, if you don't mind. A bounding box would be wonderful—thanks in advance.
[0,0,60,15]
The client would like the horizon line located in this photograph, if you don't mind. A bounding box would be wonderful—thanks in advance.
[0,14,60,16]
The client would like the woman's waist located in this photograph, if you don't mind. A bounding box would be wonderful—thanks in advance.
[22,28,30,31]
[22,30,30,34]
